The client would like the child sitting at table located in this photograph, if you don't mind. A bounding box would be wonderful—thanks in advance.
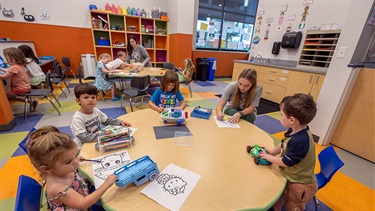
[176,58,194,83]
[93,53,121,101]
[0,47,38,111]
[259,93,318,211]
[106,51,132,70]
[148,70,186,113]
[71,83,131,148]
[26,125,118,210]
[18,45,45,87]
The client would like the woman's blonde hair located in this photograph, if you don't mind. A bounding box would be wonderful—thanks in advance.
[98,53,111,61]
[161,70,179,94]
[26,126,77,178]
[3,47,27,65]
[231,69,258,109]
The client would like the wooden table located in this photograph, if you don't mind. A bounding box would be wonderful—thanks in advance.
[79,108,286,210]
[110,67,167,78]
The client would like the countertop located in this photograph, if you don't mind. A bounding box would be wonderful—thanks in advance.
[234,60,328,75]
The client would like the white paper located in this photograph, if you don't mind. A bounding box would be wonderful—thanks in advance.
[92,151,132,188]
[199,31,205,39]
[208,26,215,34]
[197,39,205,46]
[141,164,201,211]
[214,116,240,128]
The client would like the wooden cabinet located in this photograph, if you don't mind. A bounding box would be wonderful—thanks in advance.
[90,11,169,67]
[232,63,261,81]
[299,30,341,69]
[285,71,325,101]
[258,66,291,103]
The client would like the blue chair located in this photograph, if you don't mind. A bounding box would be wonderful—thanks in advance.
[313,145,344,209]
[18,127,36,153]
[14,175,42,211]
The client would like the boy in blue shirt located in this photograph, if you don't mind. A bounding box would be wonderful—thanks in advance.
[260,93,318,211]
[148,70,186,113]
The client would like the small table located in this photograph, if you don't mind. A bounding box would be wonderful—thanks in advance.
[110,67,167,78]
[79,108,286,210]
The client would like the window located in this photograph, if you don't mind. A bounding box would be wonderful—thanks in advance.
[196,0,258,51]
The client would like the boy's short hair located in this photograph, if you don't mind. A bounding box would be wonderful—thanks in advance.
[74,83,98,98]
[280,93,317,125]
[117,51,126,58]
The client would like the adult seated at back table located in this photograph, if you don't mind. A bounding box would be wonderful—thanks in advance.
[126,35,151,67]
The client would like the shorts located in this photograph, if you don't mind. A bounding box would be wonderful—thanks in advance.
[10,88,31,95]
[283,181,318,211]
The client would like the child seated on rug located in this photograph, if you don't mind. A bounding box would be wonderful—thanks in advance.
[106,51,132,70]
[148,70,186,113]
[259,93,318,211]
[71,83,132,149]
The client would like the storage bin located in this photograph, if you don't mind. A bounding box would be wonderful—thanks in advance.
[97,39,110,46]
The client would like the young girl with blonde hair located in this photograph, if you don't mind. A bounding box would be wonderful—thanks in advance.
[216,69,262,124]
[177,58,194,82]
[93,53,121,101]
[148,70,186,113]
[26,126,117,210]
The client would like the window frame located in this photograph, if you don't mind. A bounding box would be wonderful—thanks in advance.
[194,0,259,52]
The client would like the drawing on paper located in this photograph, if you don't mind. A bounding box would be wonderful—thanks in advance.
[93,151,131,180]
[157,173,187,195]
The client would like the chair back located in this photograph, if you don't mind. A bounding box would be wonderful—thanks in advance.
[55,65,64,78]
[316,146,344,189]
[45,72,54,92]
[77,66,84,84]
[14,175,42,211]
[162,62,174,70]
[62,57,71,67]
[130,75,151,93]
[52,60,58,71]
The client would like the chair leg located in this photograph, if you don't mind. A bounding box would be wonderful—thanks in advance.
[129,98,134,112]
[51,93,61,107]
[24,97,29,120]
[70,70,76,79]
[63,80,71,93]
[46,96,61,116]
[188,83,192,98]
[120,94,124,111]
[98,90,105,102]
[57,84,67,98]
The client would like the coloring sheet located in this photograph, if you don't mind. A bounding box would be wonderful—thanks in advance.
[91,150,131,189]
[213,116,240,128]
[141,164,201,210]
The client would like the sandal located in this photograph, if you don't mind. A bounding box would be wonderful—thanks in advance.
[32,100,39,112]
[111,97,120,102]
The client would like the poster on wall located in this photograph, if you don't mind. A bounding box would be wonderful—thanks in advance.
[303,0,314,5]
[1,4,14,18]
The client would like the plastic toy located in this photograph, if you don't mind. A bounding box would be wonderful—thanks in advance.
[114,155,159,188]
[190,106,212,120]
[161,108,188,126]
[246,145,272,166]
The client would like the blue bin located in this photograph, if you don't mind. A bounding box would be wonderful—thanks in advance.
[97,39,110,46]
[207,58,216,81]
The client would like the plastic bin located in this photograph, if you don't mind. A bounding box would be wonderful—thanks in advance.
[196,58,209,81]
[97,39,110,46]
[207,58,216,81]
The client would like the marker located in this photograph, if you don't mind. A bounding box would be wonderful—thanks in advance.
[82,159,101,163]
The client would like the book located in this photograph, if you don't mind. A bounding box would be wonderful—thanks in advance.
[190,106,212,120]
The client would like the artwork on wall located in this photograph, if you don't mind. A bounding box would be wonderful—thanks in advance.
[253,36,261,45]
[264,24,271,41]
[20,7,35,22]
[40,8,50,20]
[303,0,314,5]
[280,4,288,12]
[301,5,310,22]
[278,12,285,25]
[255,15,263,33]
[288,14,296,21]
[266,18,274,23]
[0,4,14,18]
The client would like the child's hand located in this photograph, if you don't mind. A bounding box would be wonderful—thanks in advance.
[259,151,272,161]
[217,112,224,121]
[102,174,118,188]
[104,130,113,135]
[121,121,132,127]
[157,106,165,113]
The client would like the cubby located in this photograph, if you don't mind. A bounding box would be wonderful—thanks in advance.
[299,30,341,69]
[90,11,169,66]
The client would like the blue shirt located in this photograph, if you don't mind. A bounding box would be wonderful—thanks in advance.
[150,89,184,108]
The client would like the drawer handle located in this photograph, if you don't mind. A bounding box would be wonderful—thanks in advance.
[315,76,320,84]
[266,91,272,94]
[268,78,275,82]
[270,70,277,73]
[309,75,313,83]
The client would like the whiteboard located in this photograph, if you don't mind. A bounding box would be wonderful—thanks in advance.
[0,41,37,58]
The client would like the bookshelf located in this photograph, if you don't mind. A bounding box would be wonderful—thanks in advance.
[298,30,341,69]
[90,11,169,67]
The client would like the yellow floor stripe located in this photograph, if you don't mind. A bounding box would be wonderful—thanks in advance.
[0,155,40,200]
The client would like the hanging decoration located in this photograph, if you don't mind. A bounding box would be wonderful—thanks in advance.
[0,4,14,18]
[264,24,271,41]
[278,12,285,25]
[301,5,309,22]
[20,7,35,22]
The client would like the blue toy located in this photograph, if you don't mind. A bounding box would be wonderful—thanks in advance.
[246,145,272,166]
[0,56,8,68]
[161,108,188,126]
[114,156,159,188]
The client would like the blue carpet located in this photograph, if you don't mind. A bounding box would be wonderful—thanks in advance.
[254,115,287,134]
[100,107,127,119]
[12,146,27,157]
[68,83,78,88]
[0,114,44,134]
[58,126,74,138]
[194,81,217,87]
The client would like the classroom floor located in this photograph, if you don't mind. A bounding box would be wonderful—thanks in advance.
[0,78,374,210]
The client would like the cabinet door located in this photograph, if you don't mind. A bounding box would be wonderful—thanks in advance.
[309,74,325,101]
[232,63,260,81]
[258,81,286,103]
[285,71,315,96]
